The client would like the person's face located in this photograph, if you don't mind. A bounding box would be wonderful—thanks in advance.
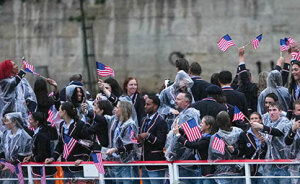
[175,93,188,111]
[11,61,18,75]
[94,104,104,116]
[269,105,281,122]
[292,64,300,81]
[126,79,138,96]
[58,106,66,119]
[3,118,14,130]
[115,103,122,118]
[250,114,262,124]
[76,88,83,102]
[294,104,300,116]
[264,97,275,110]
[29,115,38,128]
[200,118,210,132]
[145,98,157,115]
[103,83,112,92]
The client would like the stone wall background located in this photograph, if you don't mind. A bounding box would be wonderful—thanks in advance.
[0,0,299,94]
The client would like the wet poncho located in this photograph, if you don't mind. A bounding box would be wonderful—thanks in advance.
[164,107,200,161]
[107,118,139,163]
[286,120,300,173]
[257,70,291,114]
[208,127,243,175]
[0,76,37,130]
[262,117,292,170]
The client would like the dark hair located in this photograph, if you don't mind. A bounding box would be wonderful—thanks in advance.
[216,111,231,131]
[189,62,202,76]
[265,93,278,102]
[31,112,48,127]
[61,102,79,120]
[123,77,140,94]
[147,95,160,107]
[269,101,282,111]
[210,73,220,86]
[182,92,193,104]
[293,99,300,109]
[97,100,113,116]
[175,58,189,73]
[69,74,83,82]
[289,61,300,94]
[250,112,262,120]
[71,87,85,107]
[104,78,123,97]
[218,71,232,84]
[34,78,50,113]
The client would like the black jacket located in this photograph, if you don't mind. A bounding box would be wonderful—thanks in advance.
[132,93,146,127]
[191,76,211,102]
[52,120,91,172]
[31,126,57,176]
[140,113,168,170]
[191,97,227,119]
[222,87,249,117]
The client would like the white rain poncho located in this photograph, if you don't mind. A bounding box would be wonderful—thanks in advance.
[107,118,139,163]
[208,127,243,175]
[262,117,292,170]
[164,107,200,161]
[0,77,37,130]
[257,70,291,115]
[159,70,194,129]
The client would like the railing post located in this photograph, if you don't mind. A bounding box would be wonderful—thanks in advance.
[173,163,179,183]
[244,163,251,184]
[168,163,174,184]
[26,165,34,184]
[98,173,105,184]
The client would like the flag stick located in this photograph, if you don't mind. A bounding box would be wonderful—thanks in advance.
[242,41,251,48]
[280,51,283,58]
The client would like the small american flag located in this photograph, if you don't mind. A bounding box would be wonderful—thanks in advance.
[15,163,24,184]
[22,57,40,76]
[252,34,262,50]
[280,39,289,52]
[217,34,235,52]
[91,152,105,174]
[63,135,78,160]
[292,52,300,61]
[40,165,46,184]
[211,134,225,154]
[181,118,202,142]
[284,37,297,45]
[96,61,115,77]
[47,105,56,127]
[232,106,246,122]
[0,160,15,173]
[129,126,138,144]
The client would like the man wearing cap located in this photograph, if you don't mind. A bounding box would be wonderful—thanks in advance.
[191,84,227,120]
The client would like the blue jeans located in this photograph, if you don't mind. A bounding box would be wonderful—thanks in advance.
[214,173,245,184]
[141,166,166,184]
[109,166,139,184]
[264,167,290,184]
[178,166,202,184]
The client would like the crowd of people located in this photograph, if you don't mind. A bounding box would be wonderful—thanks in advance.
[1,43,300,184]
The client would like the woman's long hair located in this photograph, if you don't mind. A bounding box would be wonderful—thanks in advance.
[289,61,300,94]
[118,101,132,123]
[31,112,48,128]
[61,102,79,120]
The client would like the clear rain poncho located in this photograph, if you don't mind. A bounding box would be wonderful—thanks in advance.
[208,127,243,175]
[164,107,200,161]
[262,117,292,170]
[257,70,291,115]
[0,76,37,130]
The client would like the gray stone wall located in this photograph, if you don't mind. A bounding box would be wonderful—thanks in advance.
[1,0,299,94]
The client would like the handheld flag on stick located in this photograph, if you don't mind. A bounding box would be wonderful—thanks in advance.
[91,152,105,174]
[129,126,138,144]
[0,160,15,173]
[252,34,262,50]
[284,37,297,46]
[181,118,202,142]
[292,52,300,61]
[217,34,236,52]
[211,134,225,154]
[41,165,46,184]
[232,106,246,122]
[15,163,24,184]
[96,61,115,77]
[47,105,57,127]
[280,39,289,52]
[63,135,78,160]
[22,57,47,79]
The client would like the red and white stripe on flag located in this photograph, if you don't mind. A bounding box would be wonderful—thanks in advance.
[211,136,225,154]
[95,153,105,174]
[292,52,300,61]
[181,121,202,142]
[217,39,235,52]
[63,138,78,160]
[252,39,259,50]
[97,66,114,77]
